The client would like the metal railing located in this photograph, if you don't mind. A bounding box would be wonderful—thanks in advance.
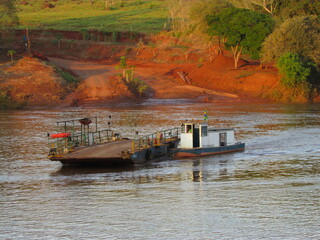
[132,127,179,152]
[48,129,115,157]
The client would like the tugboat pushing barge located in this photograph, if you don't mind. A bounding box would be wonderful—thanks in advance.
[47,113,245,166]
[174,121,245,158]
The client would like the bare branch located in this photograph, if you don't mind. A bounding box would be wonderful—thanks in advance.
[229,0,277,15]
[0,8,5,19]
[251,0,276,15]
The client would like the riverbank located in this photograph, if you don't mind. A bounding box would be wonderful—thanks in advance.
[1,30,316,108]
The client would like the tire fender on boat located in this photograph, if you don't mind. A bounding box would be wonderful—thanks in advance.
[145,149,151,160]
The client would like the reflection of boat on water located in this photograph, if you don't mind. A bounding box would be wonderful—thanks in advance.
[174,121,245,158]
[47,116,180,166]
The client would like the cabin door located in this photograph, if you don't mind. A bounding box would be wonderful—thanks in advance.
[193,125,200,148]
[88,133,95,145]
[219,133,227,146]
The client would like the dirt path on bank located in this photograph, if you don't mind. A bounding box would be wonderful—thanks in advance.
[49,57,240,103]
[49,57,119,101]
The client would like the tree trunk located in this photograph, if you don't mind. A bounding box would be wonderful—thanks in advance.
[26,29,31,56]
[105,0,109,10]
[170,10,175,31]
[231,44,243,69]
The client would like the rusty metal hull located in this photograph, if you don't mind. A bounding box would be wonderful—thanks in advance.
[130,139,180,164]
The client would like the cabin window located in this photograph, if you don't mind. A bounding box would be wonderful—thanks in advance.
[219,132,227,146]
[201,126,208,136]
[181,124,185,133]
[186,124,193,133]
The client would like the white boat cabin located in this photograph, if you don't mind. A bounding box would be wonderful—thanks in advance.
[179,122,237,149]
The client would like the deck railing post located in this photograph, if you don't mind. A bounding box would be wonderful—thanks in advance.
[132,140,135,152]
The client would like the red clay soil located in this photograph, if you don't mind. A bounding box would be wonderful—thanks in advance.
[49,57,242,105]
[3,32,312,107]
[48,57,135,105]
[0,57,68,106]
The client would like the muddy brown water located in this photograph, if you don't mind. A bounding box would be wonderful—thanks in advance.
[0,101,319,239]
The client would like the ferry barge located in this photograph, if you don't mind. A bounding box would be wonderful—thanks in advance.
[47,114,244,166]
[47,116,180,166]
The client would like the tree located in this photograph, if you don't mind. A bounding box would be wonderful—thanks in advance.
[166,0,193,32]
[55,33,63,49]
[275,0,320,21]
[7,49,15,61]
[104,0,116,10]
[188,0,232,50]
[115,56,134,82]
[206,7,274,68]
[277,52,318,88]
[261,15,320,66]
[0,0,18,23]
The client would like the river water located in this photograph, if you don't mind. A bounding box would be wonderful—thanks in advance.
[0,101,319,239]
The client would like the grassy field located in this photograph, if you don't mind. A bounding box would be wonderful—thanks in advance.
[17,0,169,33]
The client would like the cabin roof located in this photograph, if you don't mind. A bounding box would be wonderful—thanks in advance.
[181,122,208,125]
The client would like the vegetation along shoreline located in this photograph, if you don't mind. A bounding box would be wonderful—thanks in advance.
[0,0,319,109]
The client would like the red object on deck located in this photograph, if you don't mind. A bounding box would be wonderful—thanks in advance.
[50,133,71,138]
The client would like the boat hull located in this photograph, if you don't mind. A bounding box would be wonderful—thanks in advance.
[130,139,180,164]
[174,143,245,158]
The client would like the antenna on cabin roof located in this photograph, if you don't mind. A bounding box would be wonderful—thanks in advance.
[204,110,208,122]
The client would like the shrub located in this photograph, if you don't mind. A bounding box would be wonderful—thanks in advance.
[80,29,89,41]
[0,90,23,109]
[115,56,148,97]
[131,77,148,96]
[277,52,317,88]
[112,31,119,42]
[55,67,78,85]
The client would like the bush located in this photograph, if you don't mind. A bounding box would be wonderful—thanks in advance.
[130,77,148,96]
[0,90,23,109]
[55,67,78,85]
[277,52,317,87]
[80,29,89,41]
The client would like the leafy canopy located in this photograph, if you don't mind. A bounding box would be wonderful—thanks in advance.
[262,15,320,66]
[206,7,274,59]
[0,0,18,23]
[275,0,320,21]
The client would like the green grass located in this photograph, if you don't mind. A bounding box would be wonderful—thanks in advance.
[55,67,78,85]
[17,0,169,33]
